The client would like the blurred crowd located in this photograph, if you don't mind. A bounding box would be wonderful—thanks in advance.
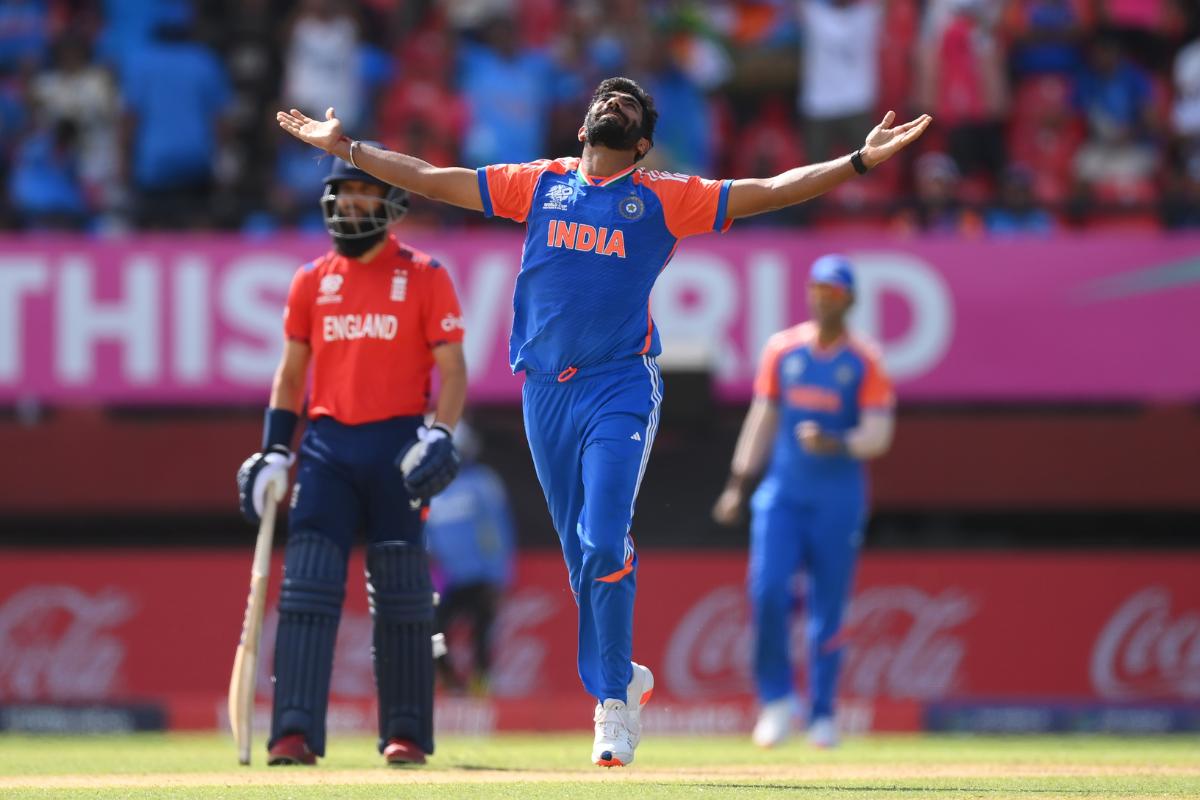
[2,0,1199,236]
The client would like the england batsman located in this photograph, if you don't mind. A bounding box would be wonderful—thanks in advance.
[235,149,467,766]
[277,78,928,767]
[713,254,895,749]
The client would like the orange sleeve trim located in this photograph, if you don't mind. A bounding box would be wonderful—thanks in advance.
[480,160,562,222]
[643,172,730,239]
[753,324,814,400]
[850,338,896,408]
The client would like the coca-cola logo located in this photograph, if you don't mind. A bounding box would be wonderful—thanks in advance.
[0,585,135,700]
[663,584,975,700]
[664,587,753,697]
[1091,587,1200,699]
[841,586,974,699]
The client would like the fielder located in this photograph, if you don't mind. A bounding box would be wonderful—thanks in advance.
[713,255,895,748]
[277,78,929,766]
[235,149,467,766]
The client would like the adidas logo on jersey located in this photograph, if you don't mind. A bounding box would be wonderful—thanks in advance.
[630,432,641,441]
[546,219,626,258]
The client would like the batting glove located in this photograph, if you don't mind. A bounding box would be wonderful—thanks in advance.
[236,445,295,525]
[396,424,460,501]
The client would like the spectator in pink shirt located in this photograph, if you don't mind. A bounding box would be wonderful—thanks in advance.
[915,0,1009,180]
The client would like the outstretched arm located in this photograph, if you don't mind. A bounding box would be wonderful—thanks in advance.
[277,107,484,212]
[725,111,932,220]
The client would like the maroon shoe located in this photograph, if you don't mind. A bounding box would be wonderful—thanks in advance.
[383,738,426,766]
[268,733,317,766]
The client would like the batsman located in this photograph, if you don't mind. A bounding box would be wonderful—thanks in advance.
[235,148,467,766]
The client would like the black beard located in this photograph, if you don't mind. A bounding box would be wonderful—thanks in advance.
[332,228,386,257]
[585,111,642,151]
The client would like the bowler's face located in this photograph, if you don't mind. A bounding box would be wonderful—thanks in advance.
[588,91,644,132]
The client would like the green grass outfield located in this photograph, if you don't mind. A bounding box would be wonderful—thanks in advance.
[2,733,1198,799]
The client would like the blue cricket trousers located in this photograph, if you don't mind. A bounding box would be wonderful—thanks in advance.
[747,490,864,719]
[289,415,427,552]
[522,355,663,703]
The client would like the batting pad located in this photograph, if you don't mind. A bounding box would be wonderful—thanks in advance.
[270,531,347,757]
[366,541,435,755]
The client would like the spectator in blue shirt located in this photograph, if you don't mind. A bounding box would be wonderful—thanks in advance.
[9,119,89,229]
[121,16,231,228]
[0,0,49,72]
[95,0,187,70]
[425,422,516,695]
[641,38,715,176]
[985,164,1056,235]
[1009,0,1087,77]
[458,13,555,167]
[1072,35,1159,185]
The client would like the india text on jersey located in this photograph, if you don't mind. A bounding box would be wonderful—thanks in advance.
[546,220,627,258]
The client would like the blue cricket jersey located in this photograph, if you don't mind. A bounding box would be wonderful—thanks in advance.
[753,322,895,505]
[477,157,732,374]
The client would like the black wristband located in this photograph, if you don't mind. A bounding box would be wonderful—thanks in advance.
[262,407,299,451]
[850,149,869,175]
[430,422,454,437]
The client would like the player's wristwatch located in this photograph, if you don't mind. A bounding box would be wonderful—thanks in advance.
[850,149,869,176]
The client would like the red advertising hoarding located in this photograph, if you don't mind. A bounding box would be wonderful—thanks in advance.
[2,550,1197,734]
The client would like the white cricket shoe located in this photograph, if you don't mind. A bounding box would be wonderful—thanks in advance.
[626,661,654,733]
[752,697,793,748]
[592,661,655,767]
[592,699,635,767]
[807,715,840,749]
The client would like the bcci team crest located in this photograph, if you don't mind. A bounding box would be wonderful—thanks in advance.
[619,194,644,220]
[836,365,855,385]
[784,355,805,379]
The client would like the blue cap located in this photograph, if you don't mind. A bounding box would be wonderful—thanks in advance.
[323,140,389,187]
[808,254,855,293]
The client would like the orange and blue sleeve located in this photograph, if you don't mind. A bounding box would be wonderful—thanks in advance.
[423,264,465,348]
[858,352,896,410]
[752,337,785,401]
[283,266,312,342]
[652,175,734,239]
[477,161,550,223]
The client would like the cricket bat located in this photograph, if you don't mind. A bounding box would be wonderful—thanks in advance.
[228,476,285,765]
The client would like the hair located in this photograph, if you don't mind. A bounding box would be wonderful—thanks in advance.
[589,77,658,156]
